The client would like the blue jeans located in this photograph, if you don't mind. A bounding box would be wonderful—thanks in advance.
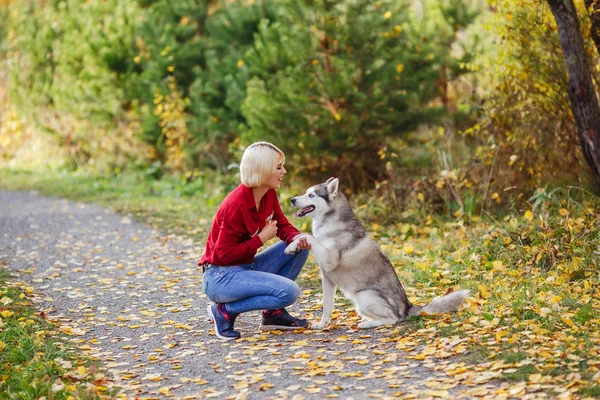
[202,241,309,315]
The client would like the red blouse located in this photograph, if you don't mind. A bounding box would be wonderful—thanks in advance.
[198,184,300,266]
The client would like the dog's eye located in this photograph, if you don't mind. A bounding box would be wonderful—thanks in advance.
[309,194,315,198]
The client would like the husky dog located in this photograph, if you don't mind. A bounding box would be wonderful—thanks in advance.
[285,178,469,329]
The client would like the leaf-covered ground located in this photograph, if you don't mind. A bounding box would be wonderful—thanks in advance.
[1,170,599,399]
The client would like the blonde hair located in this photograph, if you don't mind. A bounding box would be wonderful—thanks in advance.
[240,142,285,187]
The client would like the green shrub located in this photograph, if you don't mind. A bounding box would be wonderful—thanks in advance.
[186,0,277,170]
[3,0,483,191]
[240,0,481,189]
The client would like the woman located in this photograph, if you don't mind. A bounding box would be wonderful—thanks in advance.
[199,142,312,340]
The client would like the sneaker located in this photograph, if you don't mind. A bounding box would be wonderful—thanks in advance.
[207,304,240,340]
[260,308,309,330]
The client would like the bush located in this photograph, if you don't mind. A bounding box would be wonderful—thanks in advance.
[3,0,483,191]
[466,1,599,194]
[239,0,481,189]
[5,0,144,171]
[186,0,278,171]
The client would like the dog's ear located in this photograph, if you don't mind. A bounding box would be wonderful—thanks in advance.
[327,178,339,198]
[325,177,335,184]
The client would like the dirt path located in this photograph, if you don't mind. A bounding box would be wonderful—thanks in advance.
[1,190,505,399]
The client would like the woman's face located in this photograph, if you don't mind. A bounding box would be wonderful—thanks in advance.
[265,157,286,190]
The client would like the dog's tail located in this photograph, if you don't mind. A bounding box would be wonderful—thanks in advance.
[407,289,470,317]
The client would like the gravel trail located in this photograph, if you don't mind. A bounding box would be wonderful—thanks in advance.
[0,190,497,399]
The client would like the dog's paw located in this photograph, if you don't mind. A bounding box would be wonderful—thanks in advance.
[284,241,299,254]
[312,321,327,330]
[357,321,374,329]
[357,319,396,329]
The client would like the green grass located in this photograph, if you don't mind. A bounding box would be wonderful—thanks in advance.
[500,364,539,381]
[498,351,527,364]
[579,386,600,398]
[0,268,116,399]
[461,344,490,365]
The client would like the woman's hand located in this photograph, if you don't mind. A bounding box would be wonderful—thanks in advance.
[292,234,312,250]
[258,220,278,243]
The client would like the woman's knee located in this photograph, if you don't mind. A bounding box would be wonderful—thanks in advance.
[279,281,301,306]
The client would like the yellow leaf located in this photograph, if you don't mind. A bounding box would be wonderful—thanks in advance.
[396,64,404,73]
[509,386,525,396]
[539,307,552,318]
[259,383,274,390]
[384,11,392,19]
[535,252,543,263]
[529,374,542,383]
[559,208,568,217]
[77,366,88,376]
[422,389,450,397]
[478,285,490,299]
[495,331,506,343]
[158,387,172,396]
[236,392,248,400]
[0,341,6,352]
[233,381,249,390]
[402,245,414,255]
[524,210,533,221]
[0,310,13,318]
[237,60,245,68]
[561,317,576,328]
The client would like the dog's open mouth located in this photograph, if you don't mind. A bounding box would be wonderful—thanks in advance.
[296,205,315,217]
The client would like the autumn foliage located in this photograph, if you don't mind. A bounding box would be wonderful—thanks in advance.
[0,0,600,202]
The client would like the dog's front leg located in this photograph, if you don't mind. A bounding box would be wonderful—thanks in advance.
[285,236,338,272]
[313,274,336,330]
[309,240,339,273]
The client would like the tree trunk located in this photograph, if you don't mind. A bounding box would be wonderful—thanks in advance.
[584,0,600,54]
[547,0,600,190]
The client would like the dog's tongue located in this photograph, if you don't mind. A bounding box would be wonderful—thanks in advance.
[297,206,313,217]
